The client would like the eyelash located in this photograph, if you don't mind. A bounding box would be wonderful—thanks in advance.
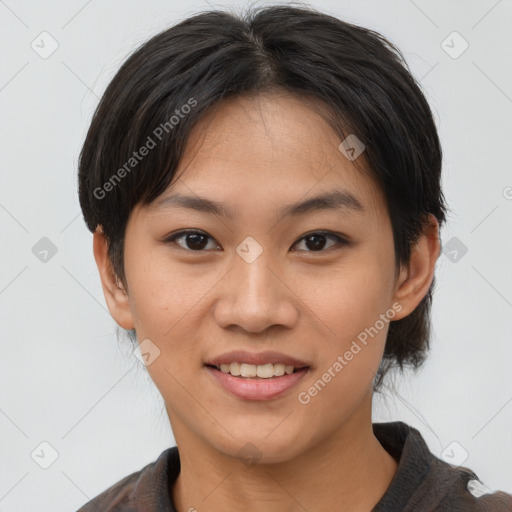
[163,229,349,253]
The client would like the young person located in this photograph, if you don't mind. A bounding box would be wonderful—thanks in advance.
[76,4,512,511]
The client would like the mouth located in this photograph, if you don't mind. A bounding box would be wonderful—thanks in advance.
[204,362,310,401]
[204,350,311,400]
[205,362,308,379]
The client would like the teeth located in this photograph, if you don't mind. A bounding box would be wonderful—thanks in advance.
[256,364,274,378]
[240,363,257,378]
[274,363,285,376]
[229,362,241,376]
[216,362,302,378]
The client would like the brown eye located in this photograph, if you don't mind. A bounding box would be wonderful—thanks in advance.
[292,231,348,252]
[164,229,348,253]
[165,230,219,251]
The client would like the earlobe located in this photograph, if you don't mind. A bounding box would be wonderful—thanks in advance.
[392,214,441,321]
[92,227,135,330]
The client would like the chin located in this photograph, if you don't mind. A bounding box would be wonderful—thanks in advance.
[209,428,309,466]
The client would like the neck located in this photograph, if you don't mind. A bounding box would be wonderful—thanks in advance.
[171,392,398,512]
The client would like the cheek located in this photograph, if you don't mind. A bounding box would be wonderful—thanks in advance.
[125,248,217,338]
[296,256,395,399]
[124,262,210,396]
[300,258,394,342]
[295,269,391,418]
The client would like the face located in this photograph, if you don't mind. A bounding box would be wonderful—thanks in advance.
[113,92,412,463]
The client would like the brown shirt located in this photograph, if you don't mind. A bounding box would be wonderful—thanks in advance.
[77,421,512,511]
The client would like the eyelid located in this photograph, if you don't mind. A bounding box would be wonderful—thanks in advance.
[291,230,349,252]
[162,229,350,253]
[163,229,220,251]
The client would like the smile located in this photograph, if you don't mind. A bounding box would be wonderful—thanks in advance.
[205,364,310,400]
[215,362,302,378]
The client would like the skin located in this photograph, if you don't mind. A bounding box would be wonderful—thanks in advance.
[93,91,440,511]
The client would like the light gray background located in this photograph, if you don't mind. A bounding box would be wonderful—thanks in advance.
[1,0,511,510]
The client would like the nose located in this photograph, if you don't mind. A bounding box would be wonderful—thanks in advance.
[213,248,299,334]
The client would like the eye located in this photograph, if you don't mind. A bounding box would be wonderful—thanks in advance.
[291,231,348,252]
[164,230,220,251]
[163,229,348,253]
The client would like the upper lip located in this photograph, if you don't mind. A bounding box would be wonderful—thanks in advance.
[205,350,310,368]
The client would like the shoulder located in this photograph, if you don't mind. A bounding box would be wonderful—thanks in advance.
[421,455,512,511]
[76,447,179,512]
[373,421,512,512]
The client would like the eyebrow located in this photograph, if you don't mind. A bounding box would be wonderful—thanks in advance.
[152,189,364,220]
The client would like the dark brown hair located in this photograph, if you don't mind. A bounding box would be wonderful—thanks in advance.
[78,4,448,392]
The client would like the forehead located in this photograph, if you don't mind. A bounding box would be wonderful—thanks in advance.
[149,92,386,222]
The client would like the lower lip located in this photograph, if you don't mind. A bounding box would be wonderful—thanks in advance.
[205,366,309,401]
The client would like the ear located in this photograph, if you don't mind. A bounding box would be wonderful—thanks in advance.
[391,214,441,321]
[93,227,135,330]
